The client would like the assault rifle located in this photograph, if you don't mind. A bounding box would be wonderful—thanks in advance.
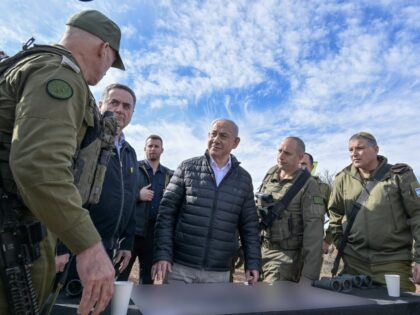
[0,193,44,315]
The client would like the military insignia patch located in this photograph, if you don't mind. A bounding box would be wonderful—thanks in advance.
[411,182,420,198]
[313,196,324,205]
[46,79,73,100]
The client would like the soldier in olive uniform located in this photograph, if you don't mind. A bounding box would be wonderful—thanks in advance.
[258,137,325,283]
[0,10,125,314]
[329,132,420,292]
[300,152,332,254]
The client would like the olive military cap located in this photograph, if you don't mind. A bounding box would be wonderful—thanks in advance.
[67,10,125,70]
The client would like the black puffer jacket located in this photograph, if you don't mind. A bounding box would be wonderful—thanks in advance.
[153,152,261,271]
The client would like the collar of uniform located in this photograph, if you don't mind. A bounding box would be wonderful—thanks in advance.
[278,168,303,183]
[52,44,81,73]
[61,55,80,73]
[348,155,388,180]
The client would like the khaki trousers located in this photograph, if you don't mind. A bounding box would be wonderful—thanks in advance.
[164,263,230,284]
[261,245,304,283]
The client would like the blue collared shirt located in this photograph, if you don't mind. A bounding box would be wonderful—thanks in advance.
[144,160,166,219]
[114,133,125,156]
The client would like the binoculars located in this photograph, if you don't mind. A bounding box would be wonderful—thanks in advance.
[255,192,274,203]
[65,279,83,297]
[312,274,373,292]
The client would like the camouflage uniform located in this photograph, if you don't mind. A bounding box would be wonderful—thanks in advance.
[0,46,102,311]
[258,166,325,282]
[329,155,420,291]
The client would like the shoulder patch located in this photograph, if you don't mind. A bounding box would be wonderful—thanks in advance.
[46,79,73,100]
[411,182,420,198]
[391,163,412,174]
[313,196,324,205]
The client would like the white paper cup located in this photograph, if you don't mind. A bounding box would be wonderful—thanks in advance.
[384,274,400,297]
[111,281,134,315]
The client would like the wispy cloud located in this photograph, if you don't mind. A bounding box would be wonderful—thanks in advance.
[2,0,419,184]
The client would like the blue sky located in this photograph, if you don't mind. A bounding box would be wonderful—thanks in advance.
[1,0,419,185]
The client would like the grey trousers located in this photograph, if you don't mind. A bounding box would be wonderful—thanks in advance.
[165,263,230,284]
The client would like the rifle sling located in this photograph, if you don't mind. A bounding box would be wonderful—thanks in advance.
[260,169,311,230]
[331,163,392,275]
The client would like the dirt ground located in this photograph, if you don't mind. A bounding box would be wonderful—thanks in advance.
[127,250,420,293]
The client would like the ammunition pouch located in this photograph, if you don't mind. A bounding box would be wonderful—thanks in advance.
[73,110,118,205]
[262,212,304,251]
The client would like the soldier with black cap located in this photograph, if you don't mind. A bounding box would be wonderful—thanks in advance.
[0,10,125,315]
[329,132,420,292]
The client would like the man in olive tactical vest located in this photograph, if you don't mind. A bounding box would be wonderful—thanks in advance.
[258,137,324,283]
[300,152,332,254]
[329,132,420,292]
[0,10,125,315]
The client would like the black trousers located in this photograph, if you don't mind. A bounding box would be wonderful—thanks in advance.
[119,223,155,284]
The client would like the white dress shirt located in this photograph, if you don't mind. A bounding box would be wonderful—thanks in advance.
[209,155,232,186]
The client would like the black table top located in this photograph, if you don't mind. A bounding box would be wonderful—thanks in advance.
[51,281,420,315]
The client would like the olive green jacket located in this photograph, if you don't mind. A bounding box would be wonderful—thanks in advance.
[0,46,101,254]
[329,156,420,264]
[258,166,325,280]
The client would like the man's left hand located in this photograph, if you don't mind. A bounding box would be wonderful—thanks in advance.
[114,250,132,273]
[55,253,70,273]
[245,269,259,285]
[322,240,331,255]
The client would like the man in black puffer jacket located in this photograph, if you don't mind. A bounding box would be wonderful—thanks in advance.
[152,119,261,284]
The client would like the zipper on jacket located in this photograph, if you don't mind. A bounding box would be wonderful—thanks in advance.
[140,162,152,225]
[201,162,237,268]
[111,146,125,252]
